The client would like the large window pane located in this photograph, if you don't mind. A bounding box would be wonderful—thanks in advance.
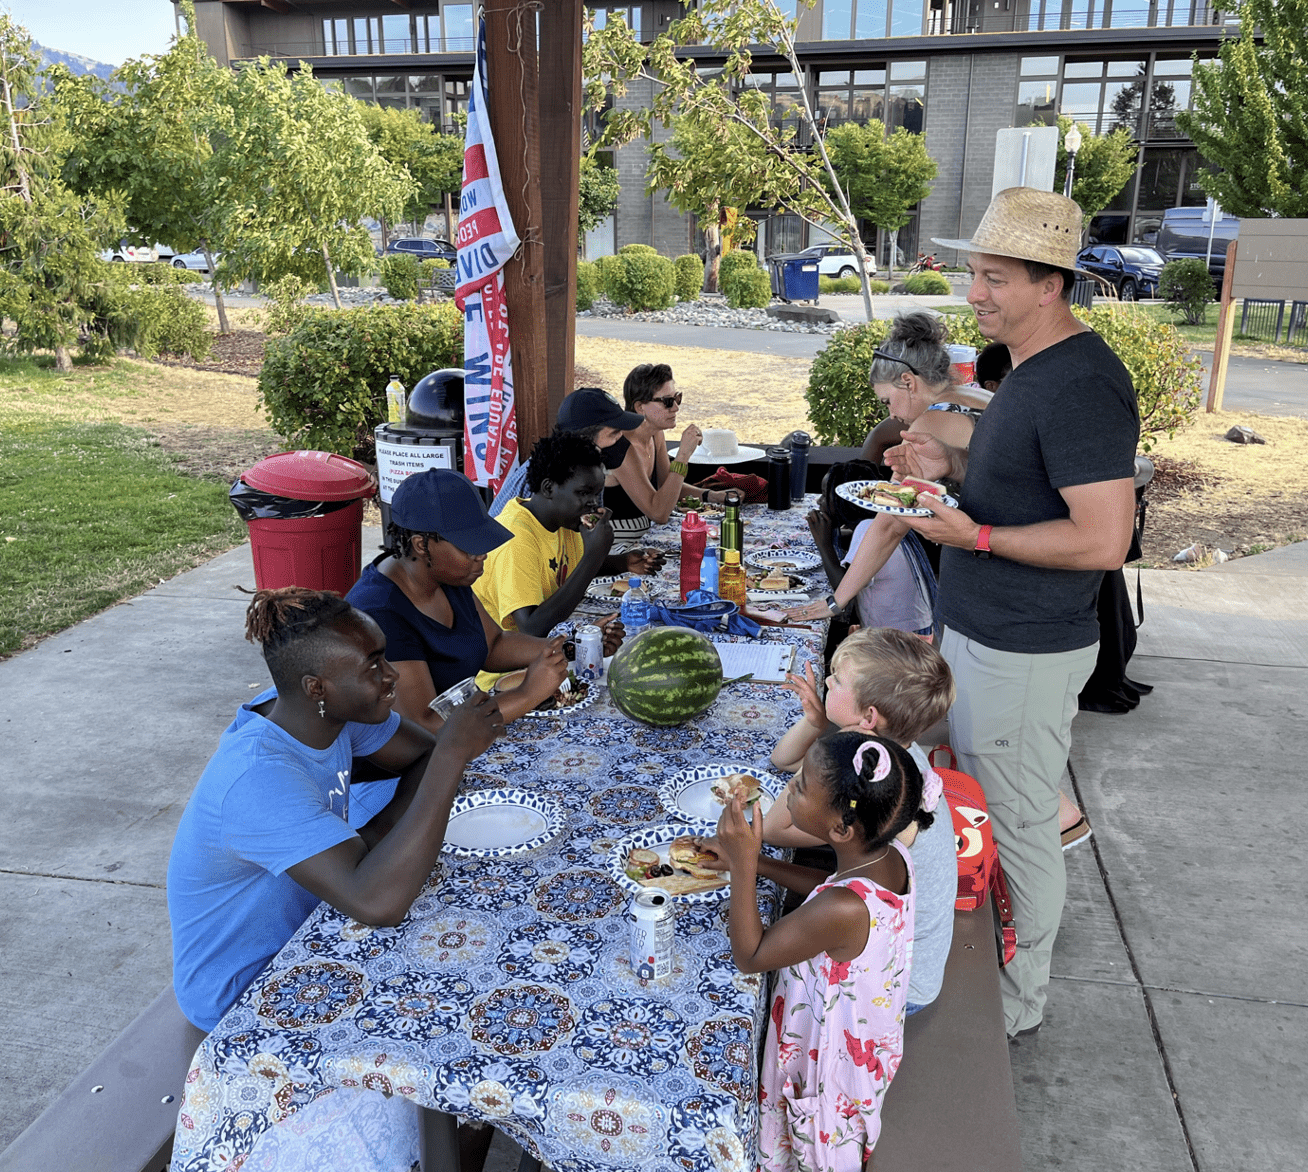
[890,0,924,36]
[818,88,851,127]
[1017,79,1058,126]
[889,85,924,133]
[1067,0,1092,31]
[851,84,885,123]
[1063,59,1103,78]
[854,68,886,85]
[1060,82,1102,129]
[855,0,886,38]
[1104,78,1144,135]
[353,18,373,54]
[1107,2,1150,28]
[342,76,375,100]
[1135,146,1202,209]
[825,0,854,39]
[443,5,474,51]
[890,59,926,81]
[382,14,411,54]
[322,20,336,55]
[1106,59,1145,77]
[1154,57,1193,77]
[1021,56,1059,76]
[820,71,852,86]
[1143,75,1189,139]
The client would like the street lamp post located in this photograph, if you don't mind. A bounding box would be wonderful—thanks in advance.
[1063,124,1083,199]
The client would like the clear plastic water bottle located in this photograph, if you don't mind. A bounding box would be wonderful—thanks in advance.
[700,546,719,595]
[620,577,650,636]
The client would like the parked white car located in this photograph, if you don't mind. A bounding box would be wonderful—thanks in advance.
[796,243,875,279]
[101,243,175,263]
[170,251,218,272]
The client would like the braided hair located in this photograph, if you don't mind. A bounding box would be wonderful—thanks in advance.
[244,587,356,690]
[381,522,441,561]
[811,731,931,849]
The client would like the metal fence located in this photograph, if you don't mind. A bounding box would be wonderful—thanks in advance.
[1239,298,1286,342]
[1286,301,1308,348]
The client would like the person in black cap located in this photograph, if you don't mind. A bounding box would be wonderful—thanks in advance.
[488,387,644,518]
[346,469,571,733]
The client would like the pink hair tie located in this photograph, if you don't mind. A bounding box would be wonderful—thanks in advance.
[852,740,892,783]
[921,767,943,814]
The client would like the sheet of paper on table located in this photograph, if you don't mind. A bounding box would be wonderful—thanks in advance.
[715,641,795,684]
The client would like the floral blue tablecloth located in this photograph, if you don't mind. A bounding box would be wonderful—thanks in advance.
[171,502,825,1172]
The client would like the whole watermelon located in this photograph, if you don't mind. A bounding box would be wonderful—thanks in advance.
[607,627,724,727]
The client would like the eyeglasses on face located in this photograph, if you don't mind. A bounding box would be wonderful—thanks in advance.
[871,349,922,378]
[649,393,683,408]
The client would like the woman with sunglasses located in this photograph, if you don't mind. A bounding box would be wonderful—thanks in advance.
[603,363,729,536]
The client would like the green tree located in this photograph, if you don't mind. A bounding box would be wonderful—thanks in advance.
[585,0,896,321]
[1176,0,1308,217]
[579,154,620,243]
[0,16,124,371]
[357,102,462,242]
[1050,114,1138,224]
[55,2,238,331]
[825,120,937,282]
[646,112,793,291]
[214,60,415,309]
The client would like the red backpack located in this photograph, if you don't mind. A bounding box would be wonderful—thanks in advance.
[929,749,1017,966]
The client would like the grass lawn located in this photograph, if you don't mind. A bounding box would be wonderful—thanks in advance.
[0,355,263,657]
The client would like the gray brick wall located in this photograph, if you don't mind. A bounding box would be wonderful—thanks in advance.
[921,54,1020,265]
[613,78,698,258]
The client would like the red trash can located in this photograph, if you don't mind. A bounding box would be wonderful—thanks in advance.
[233,451,376,597]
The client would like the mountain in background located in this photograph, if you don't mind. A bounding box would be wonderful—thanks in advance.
[36,42,117,82]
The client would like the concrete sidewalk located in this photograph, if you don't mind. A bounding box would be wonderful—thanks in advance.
[2,536,1304,1170]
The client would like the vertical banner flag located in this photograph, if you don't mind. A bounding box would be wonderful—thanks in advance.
[456,17,521,488]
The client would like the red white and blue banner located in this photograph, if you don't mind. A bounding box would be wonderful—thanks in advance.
[457,16,521,489]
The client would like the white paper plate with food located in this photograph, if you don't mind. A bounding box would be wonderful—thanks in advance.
[442,789,564,858]
[585,574,672,603]
[608,824,730,902]
[747,569,811,593]
[835,479,959,517]
[658,762,786,825]
[667,443,766,466]
[493,670,598,717]
[744,547,823,573]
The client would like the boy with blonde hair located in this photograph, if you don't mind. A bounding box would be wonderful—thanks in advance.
[765,627,957,1010]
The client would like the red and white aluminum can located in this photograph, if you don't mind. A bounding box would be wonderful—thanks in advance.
[575,624,604,683]
[945,343,977,385]
[629,888,674,981]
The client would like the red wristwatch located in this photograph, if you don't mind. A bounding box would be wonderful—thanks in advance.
[973,524,993,559]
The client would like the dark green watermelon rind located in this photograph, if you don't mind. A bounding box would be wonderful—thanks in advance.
[608,627,724,727]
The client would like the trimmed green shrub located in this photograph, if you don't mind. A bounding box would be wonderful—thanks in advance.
[82,274,212,362]
[1074,303,1203,452]
[258,301,463,460]
[903,271,952,296]
[604,250,677,312]
[576,260,599,311]
[594,253,622,300]
[805,314,986,445]
[819,276,861,295]
[380,252,422,301]
[719,250,772,309]
[260,275,316,336]
[674,253,704,301]
[1158,258,1216,325]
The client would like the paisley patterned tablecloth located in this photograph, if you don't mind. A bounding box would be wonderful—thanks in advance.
[171,502,825,1172]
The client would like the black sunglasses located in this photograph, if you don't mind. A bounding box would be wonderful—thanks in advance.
[649,393,683,408]
[871,349,922,378]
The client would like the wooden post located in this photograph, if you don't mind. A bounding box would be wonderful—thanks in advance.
[484,1,550,454]
[1206,240,1239,413]
[539,0,583,423]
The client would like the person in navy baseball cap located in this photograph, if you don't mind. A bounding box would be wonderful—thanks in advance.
[556,386,644,434]
[390,468,513,555]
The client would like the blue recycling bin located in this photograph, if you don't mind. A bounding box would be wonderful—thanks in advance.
[768,254,820,302]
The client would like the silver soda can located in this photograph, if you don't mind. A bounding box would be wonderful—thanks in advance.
[629,888,674,981]
[575,624,605,683]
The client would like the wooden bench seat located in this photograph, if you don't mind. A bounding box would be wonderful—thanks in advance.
[877,900,1023,1171]
[0,987,205,1172]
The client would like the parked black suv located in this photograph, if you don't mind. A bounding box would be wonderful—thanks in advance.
[385,237,457,263]
[1076,244,1166,301]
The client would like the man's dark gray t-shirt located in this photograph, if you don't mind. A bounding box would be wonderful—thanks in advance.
[936,330,1139,654]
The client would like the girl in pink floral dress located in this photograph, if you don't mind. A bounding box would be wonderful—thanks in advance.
[711,731,936,1172]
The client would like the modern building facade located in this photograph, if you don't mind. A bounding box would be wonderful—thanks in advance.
[183,1,1237,263]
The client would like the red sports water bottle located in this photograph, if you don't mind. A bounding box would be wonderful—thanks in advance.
[680,510,707,601]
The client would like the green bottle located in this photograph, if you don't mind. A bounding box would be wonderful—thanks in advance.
[720,489,743,557]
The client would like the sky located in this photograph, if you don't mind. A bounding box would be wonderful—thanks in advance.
[8,0,179,66]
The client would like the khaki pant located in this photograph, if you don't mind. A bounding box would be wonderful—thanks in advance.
[939,627,1098,1035]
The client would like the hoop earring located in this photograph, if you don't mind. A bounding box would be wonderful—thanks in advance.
[318,700,326,719]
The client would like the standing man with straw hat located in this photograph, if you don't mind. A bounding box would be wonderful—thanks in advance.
[894,187,1139,1039]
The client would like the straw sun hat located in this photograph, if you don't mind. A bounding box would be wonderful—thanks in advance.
[933,186,1087,272]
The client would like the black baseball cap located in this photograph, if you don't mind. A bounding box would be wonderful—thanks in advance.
[556,387,644,433]
[389,469,513,555]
